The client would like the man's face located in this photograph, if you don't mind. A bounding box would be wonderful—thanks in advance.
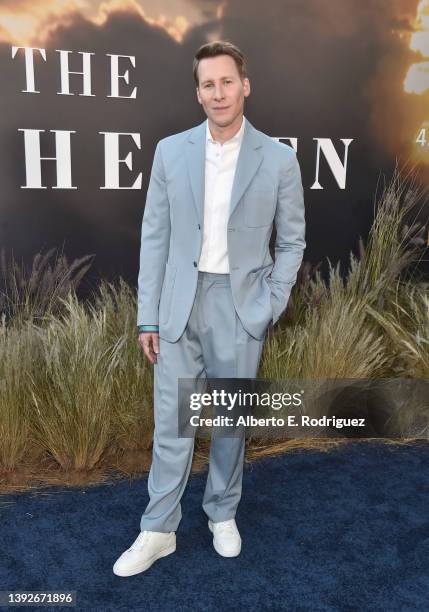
[196,54,250,127]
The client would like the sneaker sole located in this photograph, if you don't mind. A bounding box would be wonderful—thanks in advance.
[208,520,241,558]
[113,541,176,577]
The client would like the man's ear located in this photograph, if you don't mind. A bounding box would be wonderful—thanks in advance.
[243,77,251,97]
[196,87,202,104]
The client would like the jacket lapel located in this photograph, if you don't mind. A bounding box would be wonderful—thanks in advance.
[185,120,206,224]
[229,119,264,219]
[185,117,264,224]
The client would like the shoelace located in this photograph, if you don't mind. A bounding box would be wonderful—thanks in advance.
[213,521,237,537]
[129,531,149,550]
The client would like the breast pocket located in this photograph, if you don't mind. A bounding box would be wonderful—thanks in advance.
[244,189,276,228]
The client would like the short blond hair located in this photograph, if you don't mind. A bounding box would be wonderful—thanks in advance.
[193,41,247,86]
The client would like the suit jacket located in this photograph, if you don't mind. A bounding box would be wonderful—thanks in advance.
[137,117,306,342]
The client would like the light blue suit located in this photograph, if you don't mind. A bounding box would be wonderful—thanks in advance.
[137,117,306,341]
[137,117,306,532]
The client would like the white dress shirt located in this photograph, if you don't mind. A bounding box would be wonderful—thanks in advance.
[198,115,246,273]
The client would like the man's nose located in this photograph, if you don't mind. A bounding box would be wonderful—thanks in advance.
[213,86,225,100]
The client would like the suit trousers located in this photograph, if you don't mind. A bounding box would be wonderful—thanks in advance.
[140,271,266,533]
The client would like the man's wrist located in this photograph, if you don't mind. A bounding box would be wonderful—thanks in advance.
[137,324,159,333]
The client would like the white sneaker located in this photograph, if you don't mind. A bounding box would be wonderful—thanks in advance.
[208,518,241,557]
[113,530,176,577]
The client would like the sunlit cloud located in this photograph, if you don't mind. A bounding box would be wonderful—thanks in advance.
[0,0,192,45]
[0,0,84,44]
[88,0,190,41]
[404,0,429,93]
[404,60,429,93]
[401,0,429,167]
[410,30,429,55]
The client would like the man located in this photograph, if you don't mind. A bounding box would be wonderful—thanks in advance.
[113,40,305,577]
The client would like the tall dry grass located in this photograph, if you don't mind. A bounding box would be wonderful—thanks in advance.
[27,292,124,471]
[254,165,428,447]
[260,164,428,382]
[0,281,153,481]
[0,246,94,328]
[0,319,37,471]
[367,281,429,378]
[0,165,427,487]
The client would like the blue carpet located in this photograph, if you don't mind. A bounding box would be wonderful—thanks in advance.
[1,441,429,611]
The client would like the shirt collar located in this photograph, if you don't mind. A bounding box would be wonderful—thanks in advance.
[206,115,246,146]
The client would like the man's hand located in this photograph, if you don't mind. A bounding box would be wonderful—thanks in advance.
[138,332,160,364]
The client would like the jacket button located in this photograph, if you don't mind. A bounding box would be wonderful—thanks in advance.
[198,224,201,230]
[193,261,197,267]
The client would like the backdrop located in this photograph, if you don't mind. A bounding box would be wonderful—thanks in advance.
[1,0,428,295]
